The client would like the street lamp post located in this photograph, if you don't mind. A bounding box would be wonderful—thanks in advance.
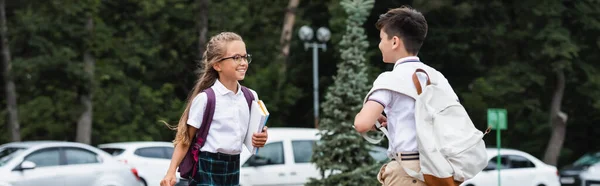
[298,25,331,128]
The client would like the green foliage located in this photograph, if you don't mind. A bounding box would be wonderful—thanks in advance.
[307,0,379,185]
[0,0,315,145]
[412,0,600,166]
[0,0,600,174]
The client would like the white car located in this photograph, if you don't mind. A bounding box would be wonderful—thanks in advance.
[559,151,600,186]
[98,141,184,186]
[460,148,560,186]
[238,127,388,186]
[0,141,142,186]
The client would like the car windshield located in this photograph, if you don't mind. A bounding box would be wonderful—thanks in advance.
[573,152,600,167]
[0,147,27,167]
[100,147,125,156]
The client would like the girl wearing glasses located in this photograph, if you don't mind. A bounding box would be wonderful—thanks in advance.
[161,32,268,186]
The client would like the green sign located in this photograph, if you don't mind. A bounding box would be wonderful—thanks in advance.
[488,108,507,186]
[487,108,507,130]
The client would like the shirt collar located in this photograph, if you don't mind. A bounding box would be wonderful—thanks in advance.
[213,79,242,95]
[393,56,421,69]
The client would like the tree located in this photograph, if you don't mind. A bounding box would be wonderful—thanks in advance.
[197,0,208,59]
[279,0,300,62]
[0,0,20,142]
[412,0,596,166]
[193,0,208,80]
[307,0,377,185]
[274,0,301,126]
[76,15,95,145]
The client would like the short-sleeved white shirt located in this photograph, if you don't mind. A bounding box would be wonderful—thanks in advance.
[187,79,258,155]
[367,56,425,156]
[368,56,459,158]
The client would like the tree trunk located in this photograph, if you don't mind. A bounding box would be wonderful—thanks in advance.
[275,0,302,125]
[197,0,208,59]
[76,17,94,145]
[277,0,300,78]
[543,69,568,166]
[189,0,208,91]
[279,0,300,61]
[0,0,20,142]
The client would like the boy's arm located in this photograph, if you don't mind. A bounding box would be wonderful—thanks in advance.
[354,101,385,133]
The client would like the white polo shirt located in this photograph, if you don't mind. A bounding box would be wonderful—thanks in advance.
[367,56,426,156]
[186,79,258,155]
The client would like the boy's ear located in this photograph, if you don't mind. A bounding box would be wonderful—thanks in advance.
[391,36,402,50]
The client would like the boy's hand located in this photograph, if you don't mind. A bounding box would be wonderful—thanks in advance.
[378,114,387,127]
[371,114,387,131]
[252,126,268,147]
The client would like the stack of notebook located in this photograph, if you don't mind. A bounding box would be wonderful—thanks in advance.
[243,100,270,155]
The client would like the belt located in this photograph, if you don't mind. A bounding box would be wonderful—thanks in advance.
[199,151,240,162]
[391,152,419,161]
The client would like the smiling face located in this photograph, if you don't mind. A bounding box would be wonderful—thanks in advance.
[213,40,249,81]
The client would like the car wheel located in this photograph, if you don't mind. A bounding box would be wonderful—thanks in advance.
[465,184,475,186]
[537,184,545,186]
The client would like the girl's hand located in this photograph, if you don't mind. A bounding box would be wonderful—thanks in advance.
[252,126,268,147]
[160,173,177,186]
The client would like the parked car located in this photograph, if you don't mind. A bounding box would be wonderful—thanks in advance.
[559,151,600,186]
[98,141,185,186]
[0,141,142,186]
[460,148,560,186]
[238,127,388,186]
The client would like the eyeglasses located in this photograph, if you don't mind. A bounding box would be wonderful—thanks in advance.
[218,54,252,64]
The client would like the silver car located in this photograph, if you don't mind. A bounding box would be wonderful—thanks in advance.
[98,141,185,186]
[0,141,143,186]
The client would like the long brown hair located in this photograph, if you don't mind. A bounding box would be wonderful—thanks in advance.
[167,32,243,147]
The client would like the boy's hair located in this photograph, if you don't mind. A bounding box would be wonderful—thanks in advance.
[376,6,428,55]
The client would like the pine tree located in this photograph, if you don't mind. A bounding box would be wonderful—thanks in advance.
[307,0,378,185]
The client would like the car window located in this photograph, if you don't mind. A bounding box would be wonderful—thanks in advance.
[24,148,60,168]
[65,148,100,165]
[163,147,174,159]
[134,147,167,159]
[100,148,125,156]
[487,155,509,170]
[0,147,26,167]
[255,141,284,165]
[509,155,535,168]
[292,140,314,163]
[573,152,600,167]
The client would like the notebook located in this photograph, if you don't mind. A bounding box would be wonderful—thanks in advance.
[244,100,270,155]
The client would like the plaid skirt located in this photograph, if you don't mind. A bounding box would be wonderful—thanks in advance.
[189,151,241,186]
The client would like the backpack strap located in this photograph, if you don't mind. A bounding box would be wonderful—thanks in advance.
[185,87,216,179]
[412,68,431,95]
[240,86,255,108]
[358,120,390,144]
[196,87,216,148]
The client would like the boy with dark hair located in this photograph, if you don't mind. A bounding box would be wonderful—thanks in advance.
[354,6,460,186]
